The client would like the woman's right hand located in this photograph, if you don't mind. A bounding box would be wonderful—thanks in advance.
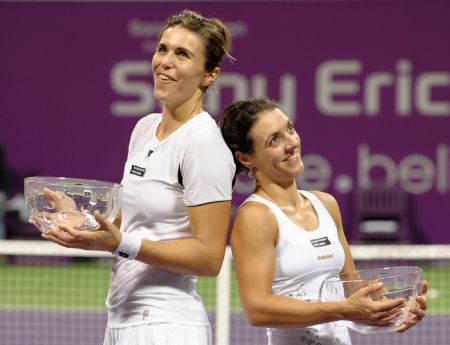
[343,283,406,327]
[29,188,82,231]
[42,187,77,212]
[41,211,121,253]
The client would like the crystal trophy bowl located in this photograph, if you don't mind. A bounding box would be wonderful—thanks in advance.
[25,176,122,232]
[322,266,422,334]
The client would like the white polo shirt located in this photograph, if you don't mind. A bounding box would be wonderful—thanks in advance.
[106,111,235,328]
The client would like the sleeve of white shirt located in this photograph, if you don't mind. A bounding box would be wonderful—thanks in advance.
[125,114,159,160]
[181,124,236,206]
[125,116,147,160]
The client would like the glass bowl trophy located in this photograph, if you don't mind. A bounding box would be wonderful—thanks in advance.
[322,266,422,334]
[25,176,122,232]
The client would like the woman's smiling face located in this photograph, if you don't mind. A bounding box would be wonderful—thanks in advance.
[247,108,304,184]
[152,25,209,108]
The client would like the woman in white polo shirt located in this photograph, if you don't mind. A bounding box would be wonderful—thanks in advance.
[40,10,235,345]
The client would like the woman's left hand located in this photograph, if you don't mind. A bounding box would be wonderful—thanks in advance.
[395,280,428,333]
[41,211,121,253]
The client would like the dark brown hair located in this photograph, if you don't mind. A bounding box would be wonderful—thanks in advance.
[220,98,278,175]
[160,9,233,72]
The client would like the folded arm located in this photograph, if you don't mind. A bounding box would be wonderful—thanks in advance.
[41,200,231,277]
[232,199,405,328]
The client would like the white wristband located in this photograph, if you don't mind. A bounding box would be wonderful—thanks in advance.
[113,232,142,260]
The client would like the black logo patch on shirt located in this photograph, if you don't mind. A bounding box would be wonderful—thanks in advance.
[130,165,146,177]
[311,236,331,247]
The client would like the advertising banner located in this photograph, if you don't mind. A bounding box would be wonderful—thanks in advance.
[1,1,449,242]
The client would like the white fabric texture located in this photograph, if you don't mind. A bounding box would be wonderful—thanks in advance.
[242,190,352,345]
[102,323,212,345]
[106,111,235,329]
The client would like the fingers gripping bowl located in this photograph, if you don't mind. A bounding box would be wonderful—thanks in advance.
[25,177,122,232]
[321,266,422,334]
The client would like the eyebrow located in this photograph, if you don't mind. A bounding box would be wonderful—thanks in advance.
[176,46,195,57]
[157,42,196,58]
[263,119,292,147]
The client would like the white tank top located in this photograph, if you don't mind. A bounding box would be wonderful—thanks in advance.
[242,190,352,345]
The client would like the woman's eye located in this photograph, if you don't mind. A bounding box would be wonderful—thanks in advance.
[269,136,280,146]
[287,122,294,133]
[156,45,166,53]
[178,51,189,58]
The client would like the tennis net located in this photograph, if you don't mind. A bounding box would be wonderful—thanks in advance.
[0,240,449,345]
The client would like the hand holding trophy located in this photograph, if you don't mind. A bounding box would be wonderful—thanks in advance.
[25,176,122,233]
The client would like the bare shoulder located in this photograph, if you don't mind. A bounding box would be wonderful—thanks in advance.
[232,201,278,243]
[235,201,278,230]
[308,190,338,208]
[307,190,341,224]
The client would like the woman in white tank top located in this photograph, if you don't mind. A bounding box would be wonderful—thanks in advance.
[219,98,428,345]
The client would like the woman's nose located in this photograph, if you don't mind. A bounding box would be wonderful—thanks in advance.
[285,132,299,148]
[160,52,175,67]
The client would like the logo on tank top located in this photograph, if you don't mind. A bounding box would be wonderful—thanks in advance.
[318,254,334,260]
[130,165,146,177]
[310,236,331,247]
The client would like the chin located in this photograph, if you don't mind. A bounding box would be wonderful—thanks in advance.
[153,90,166,102]
[295,163,304,175]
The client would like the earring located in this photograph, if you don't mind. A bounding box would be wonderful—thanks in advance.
[247,169,254,178]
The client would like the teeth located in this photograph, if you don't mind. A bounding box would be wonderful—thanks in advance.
[159,74,171,81]
[287,153,299,161]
